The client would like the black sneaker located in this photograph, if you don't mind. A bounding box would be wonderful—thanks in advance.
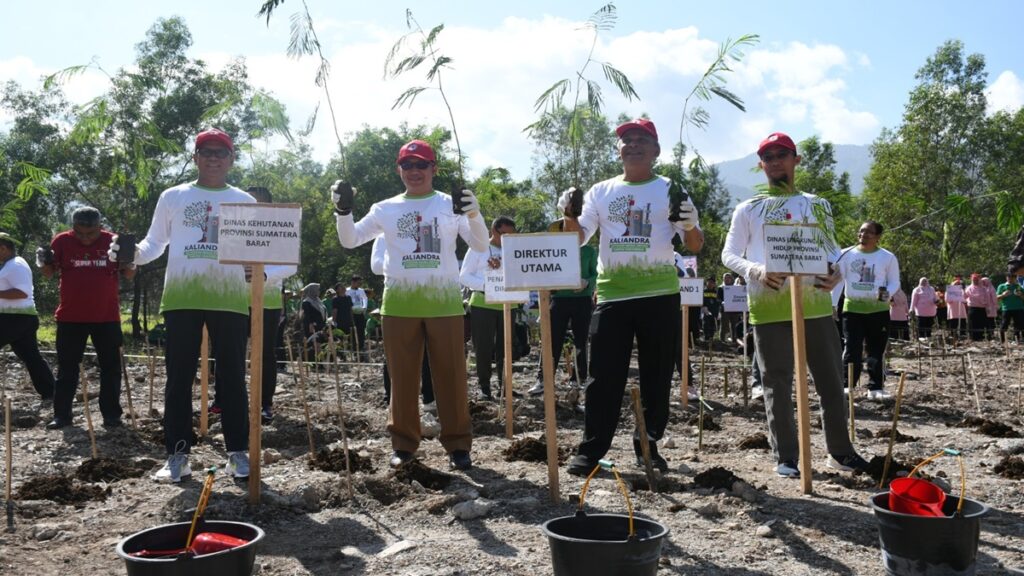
[45,417,71,430]
[449,450,472,471]
[567,454,599,477]
[633,439,669,472]
[261,406,274,424]
[103,417,123,428]
[389,450,415,468]
[827,453,870,473]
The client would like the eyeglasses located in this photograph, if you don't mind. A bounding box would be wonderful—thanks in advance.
[760,151,791,163]
[399,160,433,170]
[197,148,232,159]
[620,136,656,146]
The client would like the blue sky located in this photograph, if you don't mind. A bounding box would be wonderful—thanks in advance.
[2,0,1021,180]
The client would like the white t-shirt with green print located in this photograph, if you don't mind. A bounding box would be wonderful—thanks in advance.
[264,265,297,310]
[136,182,255,315]
[337,191,472,318]
[0,256,37,315]
[836,246,901,315]
[578,175,695,303]
[722,192,840,325]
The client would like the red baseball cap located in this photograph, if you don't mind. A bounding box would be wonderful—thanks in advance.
[195,128,234,152]
[396,140,436,164]
[757,132,797,156]
[616,118,658,141]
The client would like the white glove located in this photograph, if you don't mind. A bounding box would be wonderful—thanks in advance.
[107,234,137,266]
[676,198,699,231]
[747,264,784,290]
[35,246,54,268]
[460,189,481,219]
[557,189,572,213]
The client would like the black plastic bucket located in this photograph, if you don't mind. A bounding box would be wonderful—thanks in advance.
[116,521,264,576]
[870,492,989,575]
[541,512,669,576]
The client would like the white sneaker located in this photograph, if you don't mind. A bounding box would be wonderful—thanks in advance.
[422,400,437,413]
[687,387,699,401]
[867,389,892,400]
[527,380,545,396]
[153,454,191,483]
[226,451,250,479]
[750,385,765,401]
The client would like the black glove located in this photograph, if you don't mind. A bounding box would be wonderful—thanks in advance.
[331,180,354,216]
[35,246,54,267]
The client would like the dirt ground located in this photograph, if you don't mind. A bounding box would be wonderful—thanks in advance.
[1,335,1023,575]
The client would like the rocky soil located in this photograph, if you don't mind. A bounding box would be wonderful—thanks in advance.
[1,337,1023,575]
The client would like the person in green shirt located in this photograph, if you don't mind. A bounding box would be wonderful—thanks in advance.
[996,277,1024,342]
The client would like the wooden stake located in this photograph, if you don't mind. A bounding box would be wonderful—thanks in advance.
[698,356,706,452]
[285,331,315,457]
[539,290,560,503]
[119,347,138,430]
[742,367,749,408]
[879,372,908,489]
[199,326,210,437]
[5,398,12,532]
[723,366,729,398]
[248,264,265,505]
[917,338,923,377]
[848,362,856,443]
[502,303,514,439]
[1017,360,1022,416]
[790,280,813,494]
[144,331,156,416]
[630,386,657,492]
[681,307,690,409]
[967,353,982,415]
[960,354,969,391]
[80,365,98,459]
[327,329,353,499]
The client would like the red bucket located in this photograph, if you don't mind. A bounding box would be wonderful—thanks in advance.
[889,477,946,517]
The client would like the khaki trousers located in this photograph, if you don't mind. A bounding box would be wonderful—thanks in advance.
[383,315,471,453]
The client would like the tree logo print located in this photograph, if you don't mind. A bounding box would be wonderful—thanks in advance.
[183,200,213,243]
[397,212,419,240]
[608,195,633,226]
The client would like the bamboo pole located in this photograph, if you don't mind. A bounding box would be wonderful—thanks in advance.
[327,329,353,499]
[80,365,98,459]
[119,347,138,430]
[723,366,729,398]
[144,331,156,416]
[879,373,908,489]
[502,303,514,439]
[681,307,690,409]
[199,326,210,437]
[967,353,982,415]
[247,264,265,504]
[285,332,316,457]
[698,356,706,452]
[539,290,560,503]
[630,387,656,492]
[790,280,813,494]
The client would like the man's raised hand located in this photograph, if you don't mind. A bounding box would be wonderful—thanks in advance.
[331,180,355,216]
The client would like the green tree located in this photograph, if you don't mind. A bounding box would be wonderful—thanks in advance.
[471,168,550,233]
[793,135,861,249]
[529,106,620,200]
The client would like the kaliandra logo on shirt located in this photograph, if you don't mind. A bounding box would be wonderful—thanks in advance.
[182,200,218,260]
[397,211,441,269]
[608,194,652,253]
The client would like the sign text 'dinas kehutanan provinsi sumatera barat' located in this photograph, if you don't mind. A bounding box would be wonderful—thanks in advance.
[217,203,302,265]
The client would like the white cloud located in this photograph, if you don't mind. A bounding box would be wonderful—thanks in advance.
[986,70,1024,115]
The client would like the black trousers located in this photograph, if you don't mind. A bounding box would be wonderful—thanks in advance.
[53,321,122,422]
[469,306,503,396]
[968,307,987,341]
[164,310,248,455]
[537,296,592,383]
[916,315,935,339]
[0,314,54,398]
[577,294,676,461]
[843,311,889,390]
[261,309,280,408]
[1000,309,1024,341]
[353,312,367,353]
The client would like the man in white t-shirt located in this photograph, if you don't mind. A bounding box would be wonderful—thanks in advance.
[346,274,369,357]
[0,232,55,402]
[722,132,869,479]
[109,128,254,483]
[334,139,489,471]
[561,118,703,475]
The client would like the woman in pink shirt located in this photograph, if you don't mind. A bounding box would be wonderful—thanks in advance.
[889,288,909,340]
[910,277,937,339]
[982,277,997,338]
[946,278,967,339]
[964,273,992,341]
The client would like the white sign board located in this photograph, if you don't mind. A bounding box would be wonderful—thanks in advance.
[218,203,302,265]
[485,271,529,304]
[501,233,582,291]
[722,285,749,312]
[945,285,964,303]
[679,277,704,307]
[764,224,829,275]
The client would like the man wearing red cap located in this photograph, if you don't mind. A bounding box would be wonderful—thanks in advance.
[109,128,255,483]
[561,118,703,475]
[333,139,489,471]
[722,132,869,478]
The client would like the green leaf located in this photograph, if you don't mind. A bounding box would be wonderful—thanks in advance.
[14,162,51,201]
[600,62,639,102]
[392,86,428,110]
[585,80,604,113]
[532,79,570,113]
[288,11,317,58]
[426,55,453,82]
[256,0,287,25]
[424,24,445,49]
[995,190,1023,233]
[251,91,293,143]
[709,85,746,112]
[42,65,92,90]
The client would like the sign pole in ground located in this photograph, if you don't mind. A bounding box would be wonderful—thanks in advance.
[200,326,210,437]
[119,347,138,430]
[502,303,514,439]
[219,202,302,505]
[501,232,581,504]
[678,277,704,409]
[5,397,13,532]
[848,363,856,442]
[790,280,813,494]
[80,365,98,460]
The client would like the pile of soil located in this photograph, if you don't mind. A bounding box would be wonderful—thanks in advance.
[502,436,569,464]
[15,475,110,505]
[687,413,721,431]
[309,448,374,473]
[873,427,919,442]
[865,455,913,484]
[394,460,452,491]
[993,455,1024,479]
[693,466,742,490]
[737,432,770,450]
[955,416,1021,438]
[75,458,154,482]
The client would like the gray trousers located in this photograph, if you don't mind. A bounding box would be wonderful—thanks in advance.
[753,316,855,463]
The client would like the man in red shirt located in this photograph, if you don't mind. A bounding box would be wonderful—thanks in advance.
[39,207,135,429]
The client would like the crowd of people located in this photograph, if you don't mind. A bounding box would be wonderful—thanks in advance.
[3,122,1022,486]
